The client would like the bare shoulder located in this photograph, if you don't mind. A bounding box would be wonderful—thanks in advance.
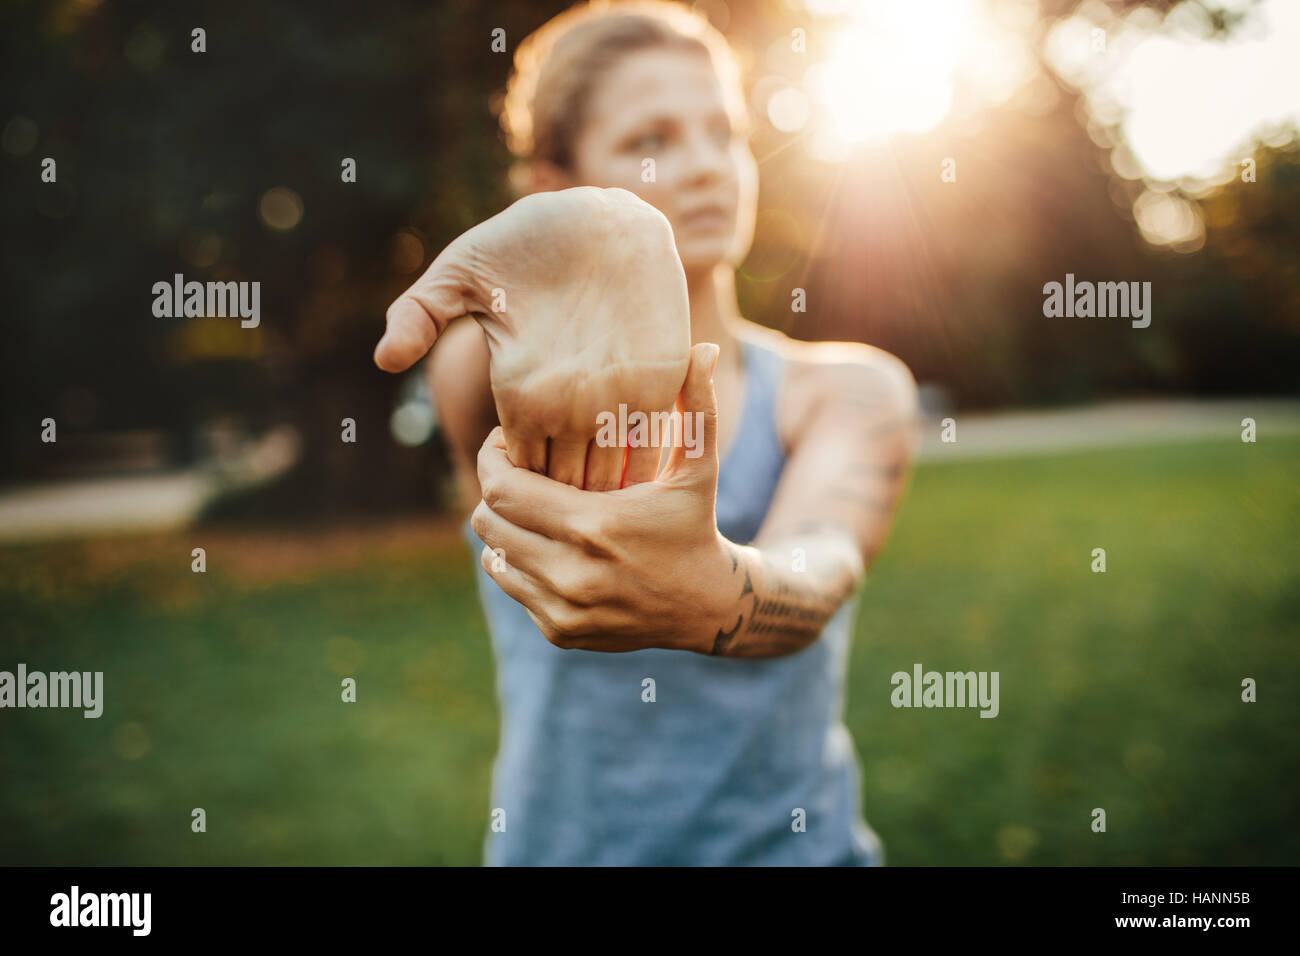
[734,323,918,445]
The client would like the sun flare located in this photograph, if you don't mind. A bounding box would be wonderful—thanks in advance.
[801,0,987,159]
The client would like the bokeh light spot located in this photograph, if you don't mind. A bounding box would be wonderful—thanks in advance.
[258,187,304,232]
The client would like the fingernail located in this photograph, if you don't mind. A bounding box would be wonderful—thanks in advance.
[705,343,721,379]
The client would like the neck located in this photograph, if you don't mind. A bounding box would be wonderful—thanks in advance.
[686,263,742,368]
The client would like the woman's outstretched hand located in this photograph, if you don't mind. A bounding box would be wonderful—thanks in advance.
[375,186,691,490]
[470,342,734,654]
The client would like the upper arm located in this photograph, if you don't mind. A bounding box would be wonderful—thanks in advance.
[756,343,919,568]
[426,317,497,513]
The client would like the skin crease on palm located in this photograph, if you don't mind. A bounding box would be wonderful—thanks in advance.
[373,47,756,490]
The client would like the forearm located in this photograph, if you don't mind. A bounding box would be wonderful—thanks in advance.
[693,353,918,658]
[426,318,499,515]
[702,532,863,659]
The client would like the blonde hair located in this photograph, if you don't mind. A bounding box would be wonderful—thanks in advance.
[499,1,743,184]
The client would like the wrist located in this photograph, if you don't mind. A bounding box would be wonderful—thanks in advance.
[684,533,753,656]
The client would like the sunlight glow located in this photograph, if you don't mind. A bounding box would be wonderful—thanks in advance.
[1043,0,1300,250]
[798,0,1033,160]
[1046,0,1300,186]
[806,2,964,150]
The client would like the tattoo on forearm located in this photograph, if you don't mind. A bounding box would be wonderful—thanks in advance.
[711,613,743,656]
[748,568,842,632]
[708,544,856,658]
[703,423,911,657]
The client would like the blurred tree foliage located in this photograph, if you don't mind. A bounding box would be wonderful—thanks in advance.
[2,0,1296,514]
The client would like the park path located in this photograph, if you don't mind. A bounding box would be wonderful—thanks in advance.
[0,399,1295,542]
[0,426,299,543]
[914,397,1298,461]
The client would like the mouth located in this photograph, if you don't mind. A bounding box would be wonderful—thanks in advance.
[677,203,731,232]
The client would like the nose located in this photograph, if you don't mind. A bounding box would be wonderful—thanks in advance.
[678,126,732,189]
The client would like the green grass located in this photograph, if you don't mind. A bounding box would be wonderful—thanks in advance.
[1,437,1297,865]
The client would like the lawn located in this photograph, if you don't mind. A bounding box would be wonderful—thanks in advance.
[1,436,1297,865]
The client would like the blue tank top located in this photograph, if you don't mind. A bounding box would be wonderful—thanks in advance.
[461,337,883,865]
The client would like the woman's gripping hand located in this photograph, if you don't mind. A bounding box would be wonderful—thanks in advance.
[470,342,734,653]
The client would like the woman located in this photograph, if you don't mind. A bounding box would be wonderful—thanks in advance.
[375,0,918,865]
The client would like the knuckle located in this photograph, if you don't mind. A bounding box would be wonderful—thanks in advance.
[533,600,585,647]
[544,630,575,650]
[479,475,504,510]
[476,432,497,468]
[537,612,574,648]
[572,511,610,551]
[547,606,586,645]
[470,500,491,538]
[556,567,602,608]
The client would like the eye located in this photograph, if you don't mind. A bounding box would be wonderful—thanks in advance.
[629,131,666,153]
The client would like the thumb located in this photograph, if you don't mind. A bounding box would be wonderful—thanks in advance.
[663,342,720,483]
[374,248,478,373]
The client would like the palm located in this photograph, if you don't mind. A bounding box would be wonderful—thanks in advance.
[377,187,691,489]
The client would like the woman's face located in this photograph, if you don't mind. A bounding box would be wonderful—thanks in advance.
[567,47,758,276]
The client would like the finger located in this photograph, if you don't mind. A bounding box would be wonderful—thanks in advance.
[584,440,624,492]
[502,427,547,474]
[374,264,474,373]
[662,342,720,483]
[622,440,661,487]
[547,437,588,489]
[523,605,554,639]
[480,543,548,613]
[477,519,585,640]
[477,428,589,541]
[518,436,549,475]
[471,499,564,579]
[375,296,440,373]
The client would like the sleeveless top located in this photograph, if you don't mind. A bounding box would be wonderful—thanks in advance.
[460,337,883,865]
